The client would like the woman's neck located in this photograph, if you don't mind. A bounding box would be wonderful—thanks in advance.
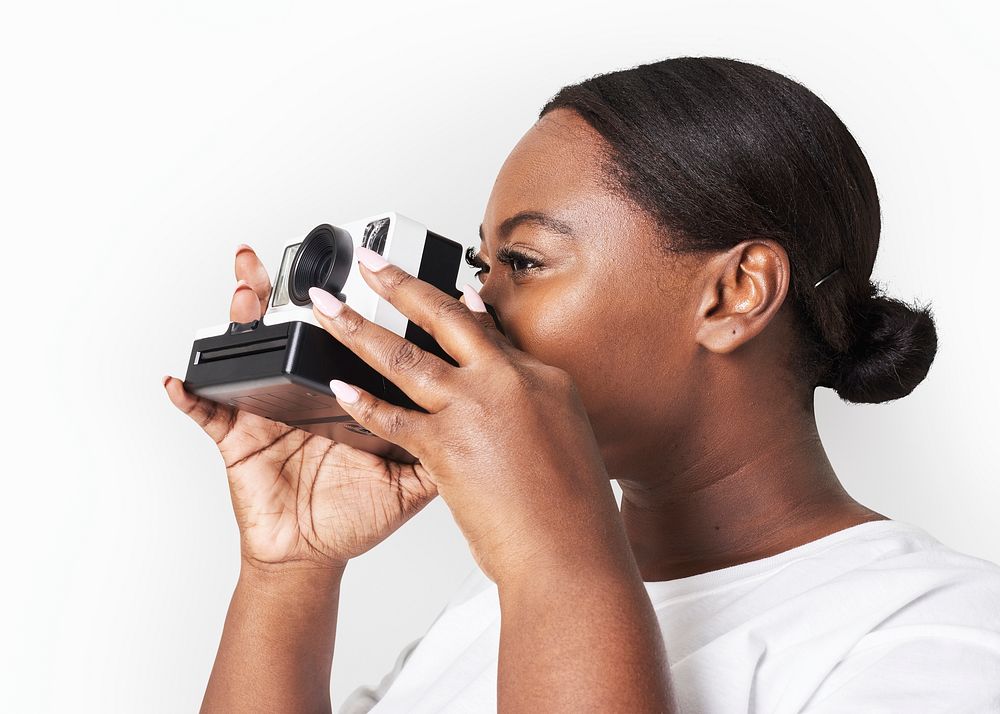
[614,399,888,582]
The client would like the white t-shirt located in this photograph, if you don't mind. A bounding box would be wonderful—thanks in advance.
[339,519,1000,713]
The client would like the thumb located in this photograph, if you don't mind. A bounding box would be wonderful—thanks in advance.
[162,375,237,445]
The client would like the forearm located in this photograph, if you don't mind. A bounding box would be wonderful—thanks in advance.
[201,560,346,714]
[496,535,676,712]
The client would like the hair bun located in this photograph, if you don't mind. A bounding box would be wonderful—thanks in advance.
[823,284,938,403]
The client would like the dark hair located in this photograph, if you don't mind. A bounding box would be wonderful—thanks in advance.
[540,57,937,404]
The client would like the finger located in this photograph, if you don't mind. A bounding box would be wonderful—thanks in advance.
[458,286,549,367]
[162,375,238,445]
[458,283,509,344]
[235,244,272,317]
[229,280,262,323]
[309,286,454,412]
[327,378,430,460]
[353,246,504,366]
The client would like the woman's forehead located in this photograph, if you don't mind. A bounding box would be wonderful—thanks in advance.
[485,110,617,228]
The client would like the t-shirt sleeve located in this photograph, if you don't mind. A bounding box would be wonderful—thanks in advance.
[337,637,423,714]
[801,628,1000,713]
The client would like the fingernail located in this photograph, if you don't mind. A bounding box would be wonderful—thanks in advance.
[355,245,390,272]
[309,286,345,317]
[329,379,359,404]
[162,375,171,388]
[234,279,251,292]
[236,243,252,254]
[461,283,488,313]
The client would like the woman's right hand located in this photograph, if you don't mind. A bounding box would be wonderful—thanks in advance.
[163,245,438,573]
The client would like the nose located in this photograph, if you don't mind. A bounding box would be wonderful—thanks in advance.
[474,281,507,336]
[483,302,507,337]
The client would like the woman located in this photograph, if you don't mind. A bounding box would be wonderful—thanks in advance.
[163,57,1000,712]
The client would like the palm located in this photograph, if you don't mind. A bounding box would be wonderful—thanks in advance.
[164,244,436,569]
[216,408,436,568]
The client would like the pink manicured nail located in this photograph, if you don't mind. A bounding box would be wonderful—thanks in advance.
[329,379,359,404]
[355,245,390,272]
[309,287,345,317]
[461,283,488,313]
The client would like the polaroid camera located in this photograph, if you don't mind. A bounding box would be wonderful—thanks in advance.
[183,212,464,463]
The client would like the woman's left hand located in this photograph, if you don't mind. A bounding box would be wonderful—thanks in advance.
[306,247,628,585]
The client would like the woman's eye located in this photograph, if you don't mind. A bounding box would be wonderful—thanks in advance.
[464,245,543,282]
[506,253,536,272]
[496,246,542,276]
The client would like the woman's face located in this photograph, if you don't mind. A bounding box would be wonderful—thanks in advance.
[476,108,706,476]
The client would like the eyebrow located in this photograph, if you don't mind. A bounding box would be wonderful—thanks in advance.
[478,211,576,243]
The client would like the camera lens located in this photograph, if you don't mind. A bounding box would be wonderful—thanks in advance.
[288,224,354,306]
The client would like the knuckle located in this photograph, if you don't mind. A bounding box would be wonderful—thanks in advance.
[478,312,501,332]
[411,353,447,388]
[497,362,573,395]
[388,340,425,374]
[197,401,219,429]
[357,396,379,425]
[424,354,451,383]
[383,269,414,293]
[513,367,537,393]
[430,293,467,321]
[383,409,407,437]
[340,310,365,337]
[538,365,577,399]
[494,361,533,392]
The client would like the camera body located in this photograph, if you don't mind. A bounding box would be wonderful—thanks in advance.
[182,212,464,463]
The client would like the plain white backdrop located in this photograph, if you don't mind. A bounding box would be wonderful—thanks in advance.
[1,1,997,711]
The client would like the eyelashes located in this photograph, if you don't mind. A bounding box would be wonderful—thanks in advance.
[464,245,542,281]
[464,246,488,273]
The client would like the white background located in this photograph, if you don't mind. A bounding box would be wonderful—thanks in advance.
[1,1,997,711]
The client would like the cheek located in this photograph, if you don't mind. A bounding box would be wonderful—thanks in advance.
[500,279,603,372]
[501,278,692,444]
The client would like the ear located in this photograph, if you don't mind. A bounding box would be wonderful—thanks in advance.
[694,240,790,354]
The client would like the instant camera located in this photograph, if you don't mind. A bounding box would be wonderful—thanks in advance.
[182,212,465,463]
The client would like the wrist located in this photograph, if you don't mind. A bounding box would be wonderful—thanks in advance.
[496,518,641,597]
[238,557,346,599]
[495,477,631,581]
